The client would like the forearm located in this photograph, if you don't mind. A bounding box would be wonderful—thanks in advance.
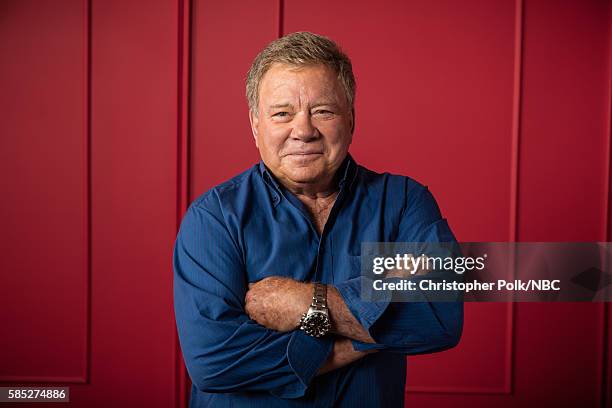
[317,336,376,376]
[327,285,376,343]
[246,277,376,343]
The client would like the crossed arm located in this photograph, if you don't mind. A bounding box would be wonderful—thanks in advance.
[174,187,463,397]
[244,276,377,375]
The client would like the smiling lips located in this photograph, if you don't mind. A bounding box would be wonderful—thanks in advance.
[285,151,323,156]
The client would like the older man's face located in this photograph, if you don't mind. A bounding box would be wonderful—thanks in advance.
[249,63,354,189]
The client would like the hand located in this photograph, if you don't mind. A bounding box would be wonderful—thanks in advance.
[245,276,313,332]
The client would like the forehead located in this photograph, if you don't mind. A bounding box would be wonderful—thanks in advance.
[258,63,343,102]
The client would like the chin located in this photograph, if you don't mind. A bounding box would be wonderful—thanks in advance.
[286,168,321,184]
[280,160,323,178]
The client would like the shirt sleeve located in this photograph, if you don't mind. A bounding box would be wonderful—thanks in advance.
[333,180,464,354]
[173,196,333,398]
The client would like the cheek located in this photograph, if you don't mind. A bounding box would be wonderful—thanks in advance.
[260,126,290,150]
[318,119,350,138]
[320,127,351,148]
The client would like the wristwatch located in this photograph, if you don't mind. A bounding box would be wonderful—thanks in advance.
[299,283,331,338]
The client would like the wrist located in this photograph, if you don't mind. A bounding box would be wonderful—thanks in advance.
[299,282,331,337]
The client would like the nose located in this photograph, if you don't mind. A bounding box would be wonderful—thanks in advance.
[291,112,318,141]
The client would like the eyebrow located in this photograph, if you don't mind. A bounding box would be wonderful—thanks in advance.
[310,102,339,109]
[266,101,339,110]
[268,103,294,110]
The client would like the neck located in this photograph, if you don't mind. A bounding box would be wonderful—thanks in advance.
[262,155,350,200]
[280,172,341,200]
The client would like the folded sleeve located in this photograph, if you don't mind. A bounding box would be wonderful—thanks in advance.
[173,196,333,398]
[334,180,464,354]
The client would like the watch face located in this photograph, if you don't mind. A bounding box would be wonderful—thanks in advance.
[301,311,331,338]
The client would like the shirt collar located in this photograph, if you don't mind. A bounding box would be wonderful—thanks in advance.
[338,153,357,190]
[258,153,358,193]
[258,161,282,192]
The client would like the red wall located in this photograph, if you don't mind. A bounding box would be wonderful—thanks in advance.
[1,0,611,407]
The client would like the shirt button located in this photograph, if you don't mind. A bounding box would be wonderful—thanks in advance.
[272,195,279,204]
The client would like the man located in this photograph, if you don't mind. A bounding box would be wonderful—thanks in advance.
[173,31,463,407]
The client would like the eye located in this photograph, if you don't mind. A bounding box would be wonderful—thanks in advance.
[314,110,334,116]
[272,112,289,117]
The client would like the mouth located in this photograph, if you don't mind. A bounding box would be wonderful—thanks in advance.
[285,152,323,156]
[284,152,323,162]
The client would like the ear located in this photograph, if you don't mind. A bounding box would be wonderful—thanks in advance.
[249,110,260,149]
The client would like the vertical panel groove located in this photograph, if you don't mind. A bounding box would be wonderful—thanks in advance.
[602,4,612,407]
[275,0,284,38]
[84,0,93,385]
[510,0,524,243]
[604,2,612,247]
[507,0,525,396]
[175,0,192,407]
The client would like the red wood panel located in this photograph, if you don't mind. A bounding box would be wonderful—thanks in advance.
[0,0,88,382]
[2,0,184,405]
[84,0,179,406]
[190,0,278,197]
[519,1,610,243]
[515,0,611,407]
[284,0,517,398]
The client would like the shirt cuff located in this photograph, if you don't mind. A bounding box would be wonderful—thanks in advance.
[350,339,388,352]
[272,330,333,398]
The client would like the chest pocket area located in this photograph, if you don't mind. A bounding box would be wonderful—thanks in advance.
[333,254,363,283]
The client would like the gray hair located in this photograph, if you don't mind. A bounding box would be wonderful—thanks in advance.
[246,31,356,115]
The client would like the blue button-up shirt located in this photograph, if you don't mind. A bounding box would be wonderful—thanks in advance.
[173,153,463,407]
